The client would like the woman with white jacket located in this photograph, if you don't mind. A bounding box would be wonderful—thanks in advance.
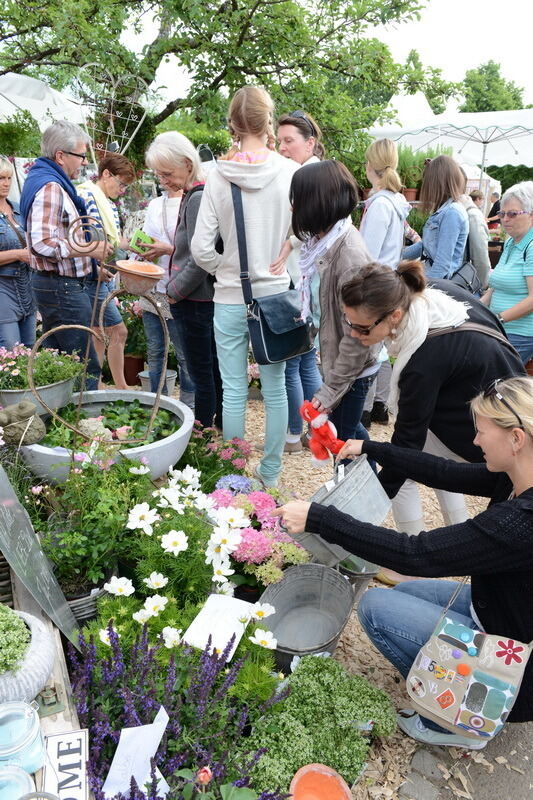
[191,86,299,488]
[360,139,411,428]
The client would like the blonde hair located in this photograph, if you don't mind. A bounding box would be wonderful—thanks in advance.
[365,138,402,193]
[470,376,533,437]
[222,85,276,160]
[145,131,202,188]
[0,156,14,177]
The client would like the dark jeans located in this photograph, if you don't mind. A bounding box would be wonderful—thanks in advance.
[31,272,101,389]
[330,373,376,441]
[141,309,195,396]
[171,299,223,428]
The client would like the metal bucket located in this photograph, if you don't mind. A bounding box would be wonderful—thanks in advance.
[337,556,379,606]
[296,456,391,567]
[259,564,354,672]
[138,369,177,396]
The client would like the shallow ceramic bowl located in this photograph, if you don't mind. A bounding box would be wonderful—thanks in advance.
[114,260,164,295]
[290,764,353,800]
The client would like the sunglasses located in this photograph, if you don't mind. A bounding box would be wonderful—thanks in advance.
[289,110,315,136]
[496,210,529,220]
[64,151,89,162]
[483,379,524,428]
[343,310,392,336]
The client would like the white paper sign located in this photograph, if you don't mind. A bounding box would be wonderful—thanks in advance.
[102,706,170,799]
[43,729,89,800]
[183,594,252,661]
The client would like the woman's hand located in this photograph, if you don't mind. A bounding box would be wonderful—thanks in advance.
[269,239,293,275]
[271,501,311,535]
[135,239,173,262]
[335,439,364,463]
[311,396,329,414]
[16,248,31,264]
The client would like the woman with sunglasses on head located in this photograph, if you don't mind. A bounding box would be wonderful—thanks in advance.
[273,110,325,453]
[480,181,533,365]
[403,155,468,280]
[77,153,136,389]
[275,375,533,749]
[327,259,524,544]
[287,159,380,445]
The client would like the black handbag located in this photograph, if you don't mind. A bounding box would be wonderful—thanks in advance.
[230,182,314,365]
[424,237,483,296]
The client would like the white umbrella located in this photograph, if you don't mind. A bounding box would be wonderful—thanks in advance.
[0,72,86,131]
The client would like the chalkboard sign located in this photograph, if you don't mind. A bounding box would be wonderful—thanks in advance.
[0,465,79,645]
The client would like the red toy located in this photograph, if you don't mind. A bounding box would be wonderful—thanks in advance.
[300,400,345,465]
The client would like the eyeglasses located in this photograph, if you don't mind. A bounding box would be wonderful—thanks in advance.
[483,379,524,429]
[64,151,89,162]
[497,210,529,220]
[289,110,315,136]
[342,310,392,336]
[112,174,129,190]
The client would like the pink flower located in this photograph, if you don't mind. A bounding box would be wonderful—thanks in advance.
[140,456,149,465]
[206,442,218,452]
[229,437,252,456]
[209,489,234,508]
[233,527,273,564]
[11,369,20,376]
[131,301,142,316]
[31,485,44,495]
[232,458,246,469]
[73,452,88,462]
[219,448,235,461]
[196,766,212,785]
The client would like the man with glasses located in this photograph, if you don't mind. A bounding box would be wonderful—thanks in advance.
[19,120,110,388]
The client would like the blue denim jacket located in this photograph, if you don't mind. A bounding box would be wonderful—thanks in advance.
[0,201,26,277]
[403,199,468,279]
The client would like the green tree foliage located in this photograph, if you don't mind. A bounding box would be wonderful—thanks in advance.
[0,111,41,157]
[404,50,460,114]
[486,164,533,194]
[460,61,526,112]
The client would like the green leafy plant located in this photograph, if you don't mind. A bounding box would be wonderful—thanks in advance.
[0,345,82,390]
[178,423,252,493]
[0,604,31,673]
[119,296,147,356]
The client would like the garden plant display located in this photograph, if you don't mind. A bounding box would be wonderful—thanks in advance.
[119,296,147,357]
[178,422,253,493]
[0,603,30,673]
[0,345,82,390]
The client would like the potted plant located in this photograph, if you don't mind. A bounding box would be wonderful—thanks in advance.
[397,145,423,200]
[0,603,56,703]
[0,345,82,416]
[119,296,147,385]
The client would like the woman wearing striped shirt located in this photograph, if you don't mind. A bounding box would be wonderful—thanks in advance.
[481,181,533,365]
[77,154,136,388]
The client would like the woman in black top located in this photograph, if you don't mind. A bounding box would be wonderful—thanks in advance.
[275,376,533,749]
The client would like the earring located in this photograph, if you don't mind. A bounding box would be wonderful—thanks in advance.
[391,327,397,336]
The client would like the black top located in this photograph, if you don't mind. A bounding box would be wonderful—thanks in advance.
[487,199,501,221]
[305,440,533,722]
[380,279,525,498]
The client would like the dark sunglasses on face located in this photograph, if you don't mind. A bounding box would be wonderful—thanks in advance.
[342,310,392,336]
[483,379,524,429]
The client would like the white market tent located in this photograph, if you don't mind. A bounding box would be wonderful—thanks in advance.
[370,97,533,170]
[0,72,85,131]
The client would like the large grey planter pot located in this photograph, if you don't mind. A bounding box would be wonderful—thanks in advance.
[20,390,195,484]
[0,377,76,417]
[0,611,56,703]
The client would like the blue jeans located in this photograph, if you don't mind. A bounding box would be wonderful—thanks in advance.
[358,579,475,731]
[85,279,123,327]
[142,309,195,396]
[31,272,101,389]
[285,348,322,435]
[171,300,222,428]
[506,332,533,365]
[330,373,376,443]
[214,303,288,484]
[0,315,36,348]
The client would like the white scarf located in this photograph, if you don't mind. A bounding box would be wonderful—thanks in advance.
[298,217,351,320]
[386,287,470,415]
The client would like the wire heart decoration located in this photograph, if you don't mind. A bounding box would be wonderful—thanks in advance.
[72,63,149,158]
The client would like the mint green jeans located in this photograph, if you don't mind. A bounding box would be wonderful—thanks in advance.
[214,303,288,484]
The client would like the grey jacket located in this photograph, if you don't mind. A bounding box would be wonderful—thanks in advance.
[167,187,214,302]
[313,225,380,410]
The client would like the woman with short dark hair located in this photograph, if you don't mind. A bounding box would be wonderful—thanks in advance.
[403,155,468,280]
[289,159,380,442]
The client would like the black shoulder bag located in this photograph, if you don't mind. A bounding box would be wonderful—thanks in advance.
[449,235,483,295]
[230,182,313,365]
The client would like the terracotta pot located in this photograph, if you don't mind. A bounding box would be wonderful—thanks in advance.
[402,187,418,201]
[290,764,352,800]
[123,355,144,385]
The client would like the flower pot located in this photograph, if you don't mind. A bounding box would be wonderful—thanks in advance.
[20,390,195,483]
[0,612,56,704]
[402,187,418,202]
[0,377,76,418]
[290,764,352,800]
[123,355,144,385]
[234,584,262,603]
[65,583,108,623]
[138,369,177,396]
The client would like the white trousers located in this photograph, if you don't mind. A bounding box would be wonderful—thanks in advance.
[391,429,469,534]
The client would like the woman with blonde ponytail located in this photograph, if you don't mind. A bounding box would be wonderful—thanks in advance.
[191,85,299,488]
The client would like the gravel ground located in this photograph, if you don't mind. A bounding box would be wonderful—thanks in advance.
[245,398,488,799]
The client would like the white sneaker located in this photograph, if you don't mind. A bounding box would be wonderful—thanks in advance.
[397,710,487,750]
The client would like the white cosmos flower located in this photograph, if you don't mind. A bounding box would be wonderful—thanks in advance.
[126,503,160,536]
[216,581,236,597]
[213,506,250,529]
[129,464,151,475]
[156,487,185,513]
[143,571,169,590]
[210,526,242,554]
[161,626,183,648]
[132,609,153,624]
[103,576,135,597]
[211,562,235,583]
[194,493,215,513]
[143,594,169,616]
[161,530,188,555]
[249,629,277,649]
[168,464,201,487]
[99,627,120,646]
[250,602,276,621]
